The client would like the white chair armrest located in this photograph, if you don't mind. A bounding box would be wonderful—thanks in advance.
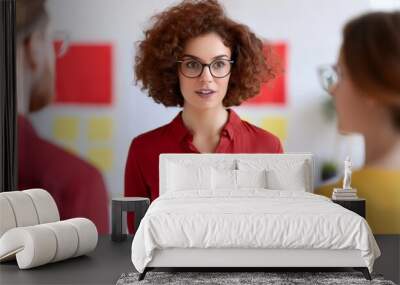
[0,195,17,237]
[24,188,60,223]
[0,189,60,238]
[0,218,98,269]
[0,225,57,269]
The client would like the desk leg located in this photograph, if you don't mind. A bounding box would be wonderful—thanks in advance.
[134,201,149,231]
[111,201,126,242]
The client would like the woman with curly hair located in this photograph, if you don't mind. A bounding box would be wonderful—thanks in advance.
[125,0,283,233]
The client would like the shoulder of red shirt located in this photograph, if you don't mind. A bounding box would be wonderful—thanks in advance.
[239,119,283,153]
[18,115,107,187]
[128,122,171,151]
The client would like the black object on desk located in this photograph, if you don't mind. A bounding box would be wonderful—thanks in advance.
[332,198,366,218]
[112,197,150,242]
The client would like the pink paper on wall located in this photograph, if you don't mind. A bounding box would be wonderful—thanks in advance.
[244,42,287,106]
[54,43,112,105]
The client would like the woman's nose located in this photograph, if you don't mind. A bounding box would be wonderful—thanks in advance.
[199,66,213,82]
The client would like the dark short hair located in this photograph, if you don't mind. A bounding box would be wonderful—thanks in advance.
[342,11,400,130]
[134,0,279,107]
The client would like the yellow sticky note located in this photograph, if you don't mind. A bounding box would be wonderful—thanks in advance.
[87,147,113,172]
[87,117,113,142]
[260,116,288,141]
[53,116,79,142]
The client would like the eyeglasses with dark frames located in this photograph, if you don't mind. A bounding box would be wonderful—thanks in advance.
[317,64,341,94]
[177,58,234,78]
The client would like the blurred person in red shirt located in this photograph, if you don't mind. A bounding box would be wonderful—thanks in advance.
[16,0,109,233]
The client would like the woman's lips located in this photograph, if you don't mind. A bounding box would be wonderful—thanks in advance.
[195,89,216,98]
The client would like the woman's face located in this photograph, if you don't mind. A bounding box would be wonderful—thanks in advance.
[331,54,372,134]
[178,32,232,111]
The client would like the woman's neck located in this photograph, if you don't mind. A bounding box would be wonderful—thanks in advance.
[181,105,229,137]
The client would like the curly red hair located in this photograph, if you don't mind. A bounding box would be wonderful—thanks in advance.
[134,0,278,107]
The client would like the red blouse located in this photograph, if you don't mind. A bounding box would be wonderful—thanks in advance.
[124,109,283,233]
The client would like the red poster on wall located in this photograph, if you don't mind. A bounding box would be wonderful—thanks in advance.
[54,43,112,105]
[244,42,287,106]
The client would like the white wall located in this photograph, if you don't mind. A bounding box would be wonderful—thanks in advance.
[30,0,374,199]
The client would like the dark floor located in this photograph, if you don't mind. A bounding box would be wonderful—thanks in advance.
[0,235,398,285]
[373,235,400,284]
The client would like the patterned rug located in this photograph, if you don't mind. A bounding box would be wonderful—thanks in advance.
[116,271,396,285]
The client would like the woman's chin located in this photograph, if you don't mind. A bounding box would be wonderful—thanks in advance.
[337,122,358,135]
[184,99,223,111]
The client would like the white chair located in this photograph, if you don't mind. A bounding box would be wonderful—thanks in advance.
[0,189,98,269]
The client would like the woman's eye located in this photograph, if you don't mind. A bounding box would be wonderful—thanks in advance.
[185,61,200,69]
[213,60,226,69]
